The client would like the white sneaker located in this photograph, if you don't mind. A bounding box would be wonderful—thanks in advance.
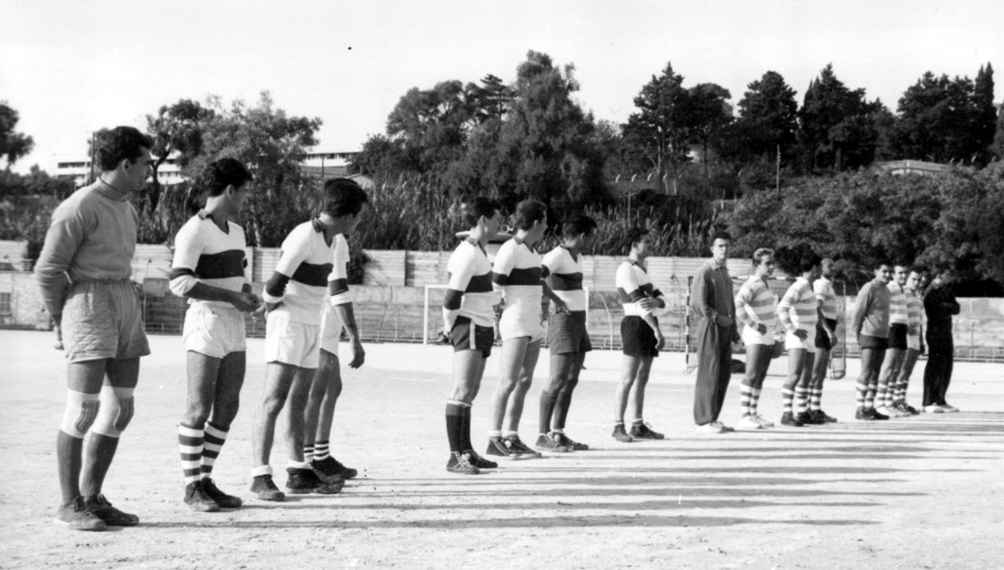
[924,405,945,414]
[940,403,959,413]
[754,413,775,428]
[876,406,899,418]
[696,423,725,434]
[715,421,735,433]
[736,415,762,430]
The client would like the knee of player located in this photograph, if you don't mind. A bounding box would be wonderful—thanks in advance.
[92,388,136,438]
[260,393,288,417]
[182,401,213,428]
[60,391,101,438]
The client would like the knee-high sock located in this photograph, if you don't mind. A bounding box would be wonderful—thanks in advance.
[739,383,754,416]
[202,422,228,477]
[795,386,809,414]
[459,405,474,452]
[538,389,558,435]
[445,401,463,453]
[178,424,203,485]
[781,387,795,414]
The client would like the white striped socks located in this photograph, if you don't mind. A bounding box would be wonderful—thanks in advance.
[314,441,330,461]
[178,424,203,485]
[739,384,754,416]
[795,387,809,414]
[202,423,227,476]
[781,387,795,413]
[751,388,763,415]
[809,388,822,411]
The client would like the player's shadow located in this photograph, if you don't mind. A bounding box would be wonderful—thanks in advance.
[520,465,942,475]
[585,453,989,461]
[227,498,877,511]
[358,484,920,500]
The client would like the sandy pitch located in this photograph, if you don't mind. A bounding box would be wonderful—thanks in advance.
[1,330,1002,569]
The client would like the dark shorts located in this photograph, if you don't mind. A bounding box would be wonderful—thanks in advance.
[815,318,838,350]
[859,334,888,350]
[621,316,659,358]
[449,316,495,358]
[548,310,592,355]
[888,323,908,350]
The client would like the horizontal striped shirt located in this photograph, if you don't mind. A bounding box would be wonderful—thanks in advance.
[542,246,585,312]
[616,260,662,317]
[735,276,778,332]
[493,238,543,325]
[169,212,248,309]
[851,278,890,338]
[813,277,839,320]
[778,277,818,333]
[906,288,924,336]
[271,220,345,325]
[887,281,908,325]
[446,240,499,327]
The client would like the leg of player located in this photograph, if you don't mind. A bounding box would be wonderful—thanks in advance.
[80,357,140,526]
[750,345,774,427]
[897,348,921,414]
[179,351,222,512]
[795,350,817,424]
[537,352,574,452]
[552,352,587,450]
[503,339,543,458]
[284,367,330,494]
[737,343,763,430]
[199,351,246,508]
[613,354,641,442]
[487,337,531,459]
[57,360,109,531]
[628,356,663,439]
[307,349,357,483]
[447,349,490,474]
[249,362,297,501]
[810,347,837,423]
[876,349,905,418]
[781,349,805,427]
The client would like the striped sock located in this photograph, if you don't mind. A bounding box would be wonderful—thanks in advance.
[178,423,203,485]
[314,441,330,461]
[739,384,754,416]
[751,388,762,416]
[781,387,795,414]
[303,443,315,465]
[795,387,809,414]
[865,380,878,409]
[855,380,867,408]
[201,422,228,477]
[810,388,822,411]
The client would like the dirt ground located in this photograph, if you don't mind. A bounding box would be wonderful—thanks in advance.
[1,330,1002,569]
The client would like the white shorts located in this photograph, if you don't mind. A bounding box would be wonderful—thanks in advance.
[741,324,775,346]
[499,310,544,341]
[785,330,814,351]
[183,303,246,358]
[265,309,320,369]
[319,304,345,355]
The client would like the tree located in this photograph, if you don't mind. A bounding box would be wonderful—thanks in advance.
[728,71,799,171]
[992,103,1004,161]
[144,99,216,214]
[683,82,733,178]
[0,102,34,168]
[973,63,997,164]
[622,62,691,193]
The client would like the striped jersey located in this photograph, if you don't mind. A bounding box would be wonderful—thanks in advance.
[906,288,924,333]
[735,276,778,332]
[273,220,348,325]
[887,281,908,325]
[778,277,818,333]
[493,238,544,323]
[445,240,499,327]
[542,246,586,312]
[813,276,839,320]
[170,212,248,308]
[615,260,662,317]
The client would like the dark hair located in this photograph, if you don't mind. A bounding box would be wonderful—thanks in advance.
[198,158,252,197]
[561,213,597,239]
[625,227,648,252]
[458,196,501,228]
[797,252,821,274]
[513,199,547,231]
[874,259,891,269]
[751,247,774,267]
[321,178,368,217]
[909,265,926,275]
[710,230,732,245]
[94,126,153,171]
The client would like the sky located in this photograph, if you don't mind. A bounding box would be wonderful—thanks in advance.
[2,0,1002,172]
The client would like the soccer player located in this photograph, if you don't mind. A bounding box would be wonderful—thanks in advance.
[536,213,597,452]
[850,262,893,421]
[734,248,778,430]
[777,254,821,427]
[250,178,368,500]
[892,268,925,415]
[486,199,567,459]
[303,179,368,484]
[170,159,260,512]
[690,231,738,434]
[443,197,504,474]
[808,257,839,423]
[876,264,911,418]
[923,268,960,413]
[612,227,666,442]
[36,126,153,530]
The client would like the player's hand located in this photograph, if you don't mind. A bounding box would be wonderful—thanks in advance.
[827,329,838,346]
[554,299,569,314]
[639,298,655,310]
[229,290,259,312]
[756,323,768,335]
[794,329,808,341]
[655,332,665,350]
[349,340,365,369]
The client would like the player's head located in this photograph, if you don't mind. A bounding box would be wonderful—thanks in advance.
[798,252,821,279]
[751,247,774,277]
[893,263,910,286]
[197,158,253,213]
[709,231,731,263]
[820,257,835,279]
[320,177,369,232]
[906,267,924,292]
[94,126,153,191]
[513,199,547,243]
[931,266,954,286]
[874,260,893,283]
[459,196,502,236]
[561,213,597,249]
[626,227,650,258]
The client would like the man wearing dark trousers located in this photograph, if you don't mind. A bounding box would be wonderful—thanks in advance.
[923,269,960,413]
[691,231,738,434]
